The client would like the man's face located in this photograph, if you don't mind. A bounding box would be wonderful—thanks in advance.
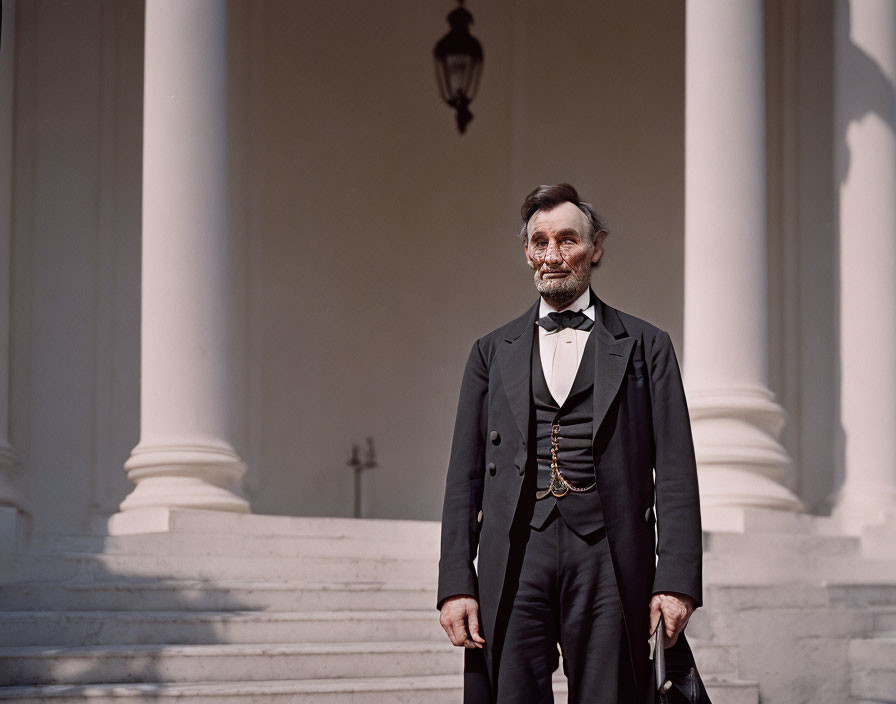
[523,201,604,307]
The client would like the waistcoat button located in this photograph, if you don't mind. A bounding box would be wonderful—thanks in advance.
[489,430,500,444]
[488,462,496,476]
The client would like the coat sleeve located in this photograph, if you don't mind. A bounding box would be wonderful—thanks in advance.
[648,328,703,608]
[437,337,489,611]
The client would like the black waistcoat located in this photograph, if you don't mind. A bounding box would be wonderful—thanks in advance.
[529,325,605,535]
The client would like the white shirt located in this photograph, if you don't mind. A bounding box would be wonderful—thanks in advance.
[536,288,596,406]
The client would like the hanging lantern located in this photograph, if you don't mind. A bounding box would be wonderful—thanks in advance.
[433,1,483,134]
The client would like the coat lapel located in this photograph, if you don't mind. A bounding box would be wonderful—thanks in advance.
[592,293,636,442]
[497,299,539,442]
[497,291,635,444]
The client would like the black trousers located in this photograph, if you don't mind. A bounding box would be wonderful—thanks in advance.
[493,505,634,704]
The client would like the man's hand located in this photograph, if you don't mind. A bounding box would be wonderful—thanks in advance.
[649,591,696,648]
[439,595,486,649]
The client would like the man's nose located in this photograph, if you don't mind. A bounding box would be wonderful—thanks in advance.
[544,241,563,264]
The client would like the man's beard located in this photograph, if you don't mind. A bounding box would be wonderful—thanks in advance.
[533,265,591,307]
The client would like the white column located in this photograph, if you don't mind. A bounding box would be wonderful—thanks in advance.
[110,0,249,534]
[684,0,802,531]
[0,0,27,530]
[832,0,896,533]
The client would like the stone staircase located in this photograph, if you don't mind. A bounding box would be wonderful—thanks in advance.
[0,513,458,703]
[0,509,892,702]
[692,510,896,704]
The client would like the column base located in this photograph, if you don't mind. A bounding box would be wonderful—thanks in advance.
[117,474,250,516]
[108,504,250,535]
[699,467,805,532]
[118,443,251,521]
[688,386,803,529]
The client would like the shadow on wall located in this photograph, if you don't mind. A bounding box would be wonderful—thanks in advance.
[831,0,896,507]
[833,0,895,188]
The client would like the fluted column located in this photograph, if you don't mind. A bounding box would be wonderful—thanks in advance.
[110,0,249,533]
[0,0,27,525]
[684,0,802,531]
[832,0,896,533]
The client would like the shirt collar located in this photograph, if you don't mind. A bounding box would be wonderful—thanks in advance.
[538,287,595,321]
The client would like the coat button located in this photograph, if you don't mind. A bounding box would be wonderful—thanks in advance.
[489,430,500,445]
[477,509,483,524]
[488,462,496,476]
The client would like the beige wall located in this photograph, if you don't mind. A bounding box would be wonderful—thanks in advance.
[10,0,143,535]
[235,0,687,520]
[8,0,839,533]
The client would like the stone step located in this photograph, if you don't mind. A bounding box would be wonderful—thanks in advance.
[0,610,444,647]
[0,675,468,703]
[816,555,896,585]
[100,512,443,541]
[0,634,752,692]
[0,579,437,612]
[816,555,896,584]
[0,616,738,676]
[0,641,462,686]
[704,531,860,558]
[707,507,822,534]
[0,676,760,704]
[680,640,740,677]
[702,553,819,584]
[703,679,760,704]
[826,582,896,607]
[9,548,891,590]
[692,602,875,642]
[690,582,896,641]
[849,634,896,701]
[703,583,832,610]
[871,607,896,633]
[0,552,439,585]
[27,531,440,560]
[703,550,896,585]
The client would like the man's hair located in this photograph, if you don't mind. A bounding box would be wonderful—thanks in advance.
[518,183,608,247]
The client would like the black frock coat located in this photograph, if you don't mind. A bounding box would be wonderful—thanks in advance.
[437,291,706,703]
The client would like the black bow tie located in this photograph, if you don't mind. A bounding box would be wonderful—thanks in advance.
[536,310,594,333]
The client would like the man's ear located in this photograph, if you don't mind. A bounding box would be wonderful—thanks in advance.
[591,230,607,265]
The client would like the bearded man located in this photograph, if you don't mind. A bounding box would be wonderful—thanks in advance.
[437,183,709,703]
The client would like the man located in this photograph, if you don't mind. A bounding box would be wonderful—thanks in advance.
[437,184,707,703]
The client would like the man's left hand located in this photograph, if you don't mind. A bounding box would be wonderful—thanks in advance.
[649,591,696,648]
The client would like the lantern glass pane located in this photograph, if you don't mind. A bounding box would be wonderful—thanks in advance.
[445,53,473,96]
[434,59,451,102]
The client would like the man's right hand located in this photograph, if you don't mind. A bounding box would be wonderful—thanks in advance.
[439,595,486,649]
